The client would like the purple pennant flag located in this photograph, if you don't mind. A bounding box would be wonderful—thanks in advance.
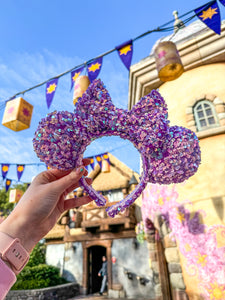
[219,0,225,6]
[70,66,85,90]
[46,78,58,109]
[5,179,12,192]
[17,164,25,181]
[116,39,133,70]
[1,164,10,180]
[90,157,95,170]
[95,155,102,169]
[194,1,221,35]
[87,57,103,82]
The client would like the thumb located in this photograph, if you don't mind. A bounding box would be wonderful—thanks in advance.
[52,166,86,193]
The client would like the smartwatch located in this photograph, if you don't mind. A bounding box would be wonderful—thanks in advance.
[0,232,29,275]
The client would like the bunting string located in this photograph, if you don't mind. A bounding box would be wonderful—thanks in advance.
[0,0,222,108]
[0,142,130,185]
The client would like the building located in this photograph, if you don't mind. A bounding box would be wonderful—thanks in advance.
[128,17,225,300]
[45,153,158,299]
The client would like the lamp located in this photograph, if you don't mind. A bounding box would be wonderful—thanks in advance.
[129,173,138,186]
[139,277,149,285]
[73,75,90,105]
[102,159,110,173]
[9,189,24,203]
[154,41,184,82]
[2,97,33,132]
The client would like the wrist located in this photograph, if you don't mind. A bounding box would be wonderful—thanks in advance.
[0,213,36,253]
[0,232,30,275]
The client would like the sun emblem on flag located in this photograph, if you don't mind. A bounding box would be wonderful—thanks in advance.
[199,7,218,20]
[17,165,24,172]
[47,83,57,94]
[72,72,81,82]
[2,165,9,172]
[88,63,101,73]
[119,44,132,56]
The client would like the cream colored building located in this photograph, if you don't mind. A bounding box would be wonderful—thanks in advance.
[129,18,225,300]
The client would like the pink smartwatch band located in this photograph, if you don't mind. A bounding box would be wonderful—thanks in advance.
[0,232,29,275]
[0,258,16,299]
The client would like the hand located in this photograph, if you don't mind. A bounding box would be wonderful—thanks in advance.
[0,159,93,253]
[98,273,101,277]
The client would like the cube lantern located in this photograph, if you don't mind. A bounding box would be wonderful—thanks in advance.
[2,97,33,131]
[102,159,110,173]
[9,189,24,203]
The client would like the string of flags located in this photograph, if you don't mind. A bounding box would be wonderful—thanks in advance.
[88,152,110,170]
[1,163,35,191]
[1,0,224,111]
[1,164,26,182]
[0,152,111,192]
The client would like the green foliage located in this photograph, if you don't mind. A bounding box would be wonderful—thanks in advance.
[0,187,13,216]
[12,264,67,290]
[27,242,46,267]
[0,182,29,217]
[11,242,68,290]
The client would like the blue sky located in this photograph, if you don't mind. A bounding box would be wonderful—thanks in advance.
[0,0,224,184]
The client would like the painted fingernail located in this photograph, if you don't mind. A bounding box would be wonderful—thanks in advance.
[77,166,85,173]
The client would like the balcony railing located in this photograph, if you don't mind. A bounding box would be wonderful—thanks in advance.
[81,201,136,231]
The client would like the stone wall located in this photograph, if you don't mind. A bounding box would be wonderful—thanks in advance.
[154,214,189,300]
[6,282,79,300]
[46,242,83,284]
[110,238,156,299]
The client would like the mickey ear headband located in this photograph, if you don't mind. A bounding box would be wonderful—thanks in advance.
[33,79,201,217]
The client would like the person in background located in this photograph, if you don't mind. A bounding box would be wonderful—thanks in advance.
[0,159,92,300]
[98,255,108,296]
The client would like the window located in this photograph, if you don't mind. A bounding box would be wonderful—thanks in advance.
[102,189,123,202]
[194,100,219,131]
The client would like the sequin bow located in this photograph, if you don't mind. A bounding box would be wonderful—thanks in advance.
[33,79,201,217]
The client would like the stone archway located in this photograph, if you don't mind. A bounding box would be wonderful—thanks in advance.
[82,240,112,295]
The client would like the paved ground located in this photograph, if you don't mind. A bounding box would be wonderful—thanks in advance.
[68,294,149,300]
[68,294,112,299]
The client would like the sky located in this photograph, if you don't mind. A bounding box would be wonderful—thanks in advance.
[0,0,224,184]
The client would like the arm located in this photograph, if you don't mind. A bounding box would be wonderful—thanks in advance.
[0,159,92,296]
[98,264,103,276]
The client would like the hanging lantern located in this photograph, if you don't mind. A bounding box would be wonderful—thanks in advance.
[9,189,24,203]
[73,75,90,105]
[154,41,184,82]
[2,97,33,131]
[102,159,110,173]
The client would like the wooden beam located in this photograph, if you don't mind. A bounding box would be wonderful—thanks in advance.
[64,230,136,242]
[81,216,135,228]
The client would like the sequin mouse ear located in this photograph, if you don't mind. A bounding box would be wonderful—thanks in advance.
[33,79,201,218]
[146,126,201,185]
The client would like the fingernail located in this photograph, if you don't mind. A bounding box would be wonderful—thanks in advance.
[77,166,84,173]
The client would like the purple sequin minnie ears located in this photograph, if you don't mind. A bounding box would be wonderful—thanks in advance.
[33,79,201,217]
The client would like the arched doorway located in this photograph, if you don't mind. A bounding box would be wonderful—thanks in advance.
[88,246,106,294]
[82,240,112,295]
